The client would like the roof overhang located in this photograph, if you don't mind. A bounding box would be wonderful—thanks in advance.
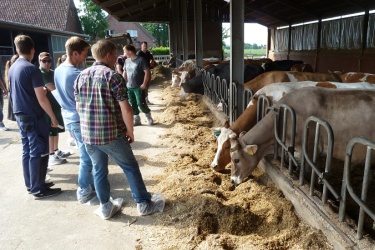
[92,0,375,28]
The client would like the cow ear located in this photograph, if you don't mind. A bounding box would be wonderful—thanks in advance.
[224,120,230,128]
[229,133,237,139]
[230,139,239,152]
[244,145,258,155]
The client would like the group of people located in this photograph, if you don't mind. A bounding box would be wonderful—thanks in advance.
[5,34,165,220]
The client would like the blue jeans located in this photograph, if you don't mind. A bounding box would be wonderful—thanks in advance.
[66,122,94,194]
[16,114,49,193]
[0,93,4,122]
[84,136,151,204]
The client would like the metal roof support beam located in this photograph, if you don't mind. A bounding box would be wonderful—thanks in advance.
[194,0,203,68]
[176,1,182,60]
[182,0,188,61]
[230,0,245,125]
[169,1,176,56]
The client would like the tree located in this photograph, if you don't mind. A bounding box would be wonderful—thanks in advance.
[77,0,109,41]
[141,23,169,47]
[222,26,230,48]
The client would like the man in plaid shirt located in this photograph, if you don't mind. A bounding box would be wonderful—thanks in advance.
[74,39,165,220]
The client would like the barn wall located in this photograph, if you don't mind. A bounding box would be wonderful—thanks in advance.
[269,13,375,74]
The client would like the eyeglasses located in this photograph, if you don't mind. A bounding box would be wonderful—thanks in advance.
[41,60,52,63]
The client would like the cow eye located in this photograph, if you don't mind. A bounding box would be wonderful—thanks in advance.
[234,159,239,164]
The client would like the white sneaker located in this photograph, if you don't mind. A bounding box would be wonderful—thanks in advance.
[47,166,53,172]
[45,174,51,182]
[55,149,72,158]
[145,113,153,126]
[134,115,142,126]
[67,137,76,147]
[0,122,9,131]
[48,154,67,166]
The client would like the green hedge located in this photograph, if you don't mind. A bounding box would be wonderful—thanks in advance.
[150,46,170,55]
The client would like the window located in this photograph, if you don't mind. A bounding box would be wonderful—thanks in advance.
[127,30,138,38]
[51,35,69,52]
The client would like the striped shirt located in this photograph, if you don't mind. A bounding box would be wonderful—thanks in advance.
[74,62,128,145]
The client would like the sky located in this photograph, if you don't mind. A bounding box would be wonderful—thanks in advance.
[222,23,268,46]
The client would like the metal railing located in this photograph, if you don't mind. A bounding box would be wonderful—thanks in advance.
[339,137,375,240]
[153,54,170,63]
[197,63,375,241]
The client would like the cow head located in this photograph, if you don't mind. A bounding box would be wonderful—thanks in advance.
[229,133,259,185]
[171,72,181,88]
[211,121,232,171]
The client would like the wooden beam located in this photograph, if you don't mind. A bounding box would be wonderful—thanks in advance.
[118,5,167,21]
[100,0,124,8]
[275,0,319,18]
[113,0,164,16]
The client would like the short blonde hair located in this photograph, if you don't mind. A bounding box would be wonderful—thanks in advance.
[65,36,90,57]
[91,39,117,60]
[14,35,34,54]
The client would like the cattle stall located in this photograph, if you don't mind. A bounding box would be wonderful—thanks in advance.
[205,89,375,249]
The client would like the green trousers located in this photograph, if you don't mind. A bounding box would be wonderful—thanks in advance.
[127,87,151,115]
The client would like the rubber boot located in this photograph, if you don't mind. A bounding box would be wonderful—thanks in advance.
[134,115,141,126]
[145,113,153,126]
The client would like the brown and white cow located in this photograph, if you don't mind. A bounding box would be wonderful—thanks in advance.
[339,72,375,84]
[212,71,342,171]
[243,71,341,90]
[229,88,375,185]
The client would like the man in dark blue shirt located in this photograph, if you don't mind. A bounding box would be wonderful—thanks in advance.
[8,35,62,199]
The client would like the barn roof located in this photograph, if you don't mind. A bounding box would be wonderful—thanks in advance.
[0,0,82,33]
[92,0,375,28]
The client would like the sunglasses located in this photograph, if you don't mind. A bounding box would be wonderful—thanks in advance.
[41,60,52,63]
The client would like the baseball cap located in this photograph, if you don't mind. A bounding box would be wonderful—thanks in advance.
[39,52,51,60]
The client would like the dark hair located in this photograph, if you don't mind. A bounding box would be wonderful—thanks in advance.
[141,41,148,45]
[56,54,67,67]
[125,44,136,54]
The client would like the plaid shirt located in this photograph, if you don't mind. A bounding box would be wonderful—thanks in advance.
[74,62,128,145]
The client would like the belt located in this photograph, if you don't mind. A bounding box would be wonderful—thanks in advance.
[16,114,44,122]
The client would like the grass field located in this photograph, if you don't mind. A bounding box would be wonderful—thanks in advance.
[224,49,267,59]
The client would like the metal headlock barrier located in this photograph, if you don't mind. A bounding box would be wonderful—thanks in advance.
[300,116,340,204]
[201,69,254,122]
[199,66,375,241]
[256,94,271,123]
[273,104,298,176]
[270,105,375,242]
[339,137,375,240]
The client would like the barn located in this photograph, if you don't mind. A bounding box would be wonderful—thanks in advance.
[91,1,375,248]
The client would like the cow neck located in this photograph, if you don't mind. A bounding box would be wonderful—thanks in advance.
[240,111,275,157]
[231,99,258,134]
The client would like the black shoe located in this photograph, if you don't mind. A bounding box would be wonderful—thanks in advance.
[27,182,55,194]
[33,188,62,200]
[45,182,55,188]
